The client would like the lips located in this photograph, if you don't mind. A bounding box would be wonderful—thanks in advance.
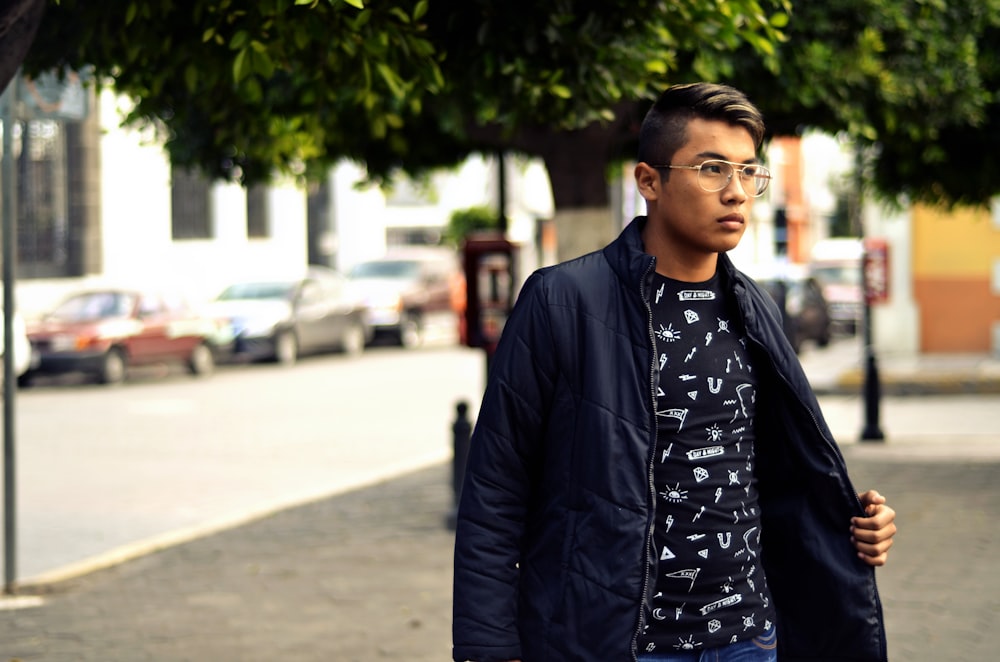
[717,214,745,229]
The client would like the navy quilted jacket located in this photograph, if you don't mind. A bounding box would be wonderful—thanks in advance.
[452,217,887,662]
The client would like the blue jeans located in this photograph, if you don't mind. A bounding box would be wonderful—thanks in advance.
[637,625,777,662]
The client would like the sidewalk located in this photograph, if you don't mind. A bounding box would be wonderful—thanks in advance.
[0,340,998,661]
[798,336,1000,395]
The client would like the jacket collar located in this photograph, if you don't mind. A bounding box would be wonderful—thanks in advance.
[604,216,745,297]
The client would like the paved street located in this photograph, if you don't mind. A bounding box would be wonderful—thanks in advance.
[0,336,997,660]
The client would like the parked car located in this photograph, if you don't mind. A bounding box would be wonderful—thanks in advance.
[207,266,370,365]
[809,238,864,335]
[22,289,220,385]
[757,273,832,354]
[0,309,34,388]
[346,247,463,347]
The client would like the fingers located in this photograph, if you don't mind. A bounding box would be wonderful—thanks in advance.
[851,494,897,566]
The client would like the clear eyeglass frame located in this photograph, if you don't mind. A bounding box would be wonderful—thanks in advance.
[650,159,771,197]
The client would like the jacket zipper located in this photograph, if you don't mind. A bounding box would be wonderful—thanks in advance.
[631,257,658,662]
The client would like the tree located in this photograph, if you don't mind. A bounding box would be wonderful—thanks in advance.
[24,1,786,181]
[724,1,1000,209]
[21,0,1000,256]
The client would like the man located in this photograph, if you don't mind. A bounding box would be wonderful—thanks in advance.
[452,82,896,662]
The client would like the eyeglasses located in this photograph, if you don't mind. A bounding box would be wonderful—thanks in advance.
[650,159,772,197]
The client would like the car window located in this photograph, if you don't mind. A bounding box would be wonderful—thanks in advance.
[299,280,323,304]
[349,260,421,280]
[51,292,135,321]
[138,294,165,317]
[218,282,296,301]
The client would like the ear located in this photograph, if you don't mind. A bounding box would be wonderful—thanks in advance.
[634,162,661,202]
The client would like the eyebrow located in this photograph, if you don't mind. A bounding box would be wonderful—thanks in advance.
[693,151,761,165]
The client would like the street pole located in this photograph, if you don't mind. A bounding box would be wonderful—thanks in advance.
[1,73,18,592]
[855,145,884,442]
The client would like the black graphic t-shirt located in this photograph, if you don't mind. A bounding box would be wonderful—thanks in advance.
[638,271,775,654]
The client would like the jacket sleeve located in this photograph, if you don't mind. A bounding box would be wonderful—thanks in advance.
[452,271,558,662]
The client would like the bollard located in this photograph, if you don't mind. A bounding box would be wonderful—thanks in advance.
[446,399,472,530]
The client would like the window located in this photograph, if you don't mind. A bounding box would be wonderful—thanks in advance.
[171,167,212,239]
[246,183,270,238]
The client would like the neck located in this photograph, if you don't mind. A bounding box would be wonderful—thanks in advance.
[641,223,720,282]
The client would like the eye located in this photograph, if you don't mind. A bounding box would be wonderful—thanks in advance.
[701,161,726,175]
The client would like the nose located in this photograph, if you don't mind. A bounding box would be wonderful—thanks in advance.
[722,172,750,203]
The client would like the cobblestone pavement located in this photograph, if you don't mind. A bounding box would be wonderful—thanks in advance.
[2,440,999,661]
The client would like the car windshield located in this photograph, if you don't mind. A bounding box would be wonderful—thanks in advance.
[50,292,136,321]
[217,282,296,301]
[349,260,421,280]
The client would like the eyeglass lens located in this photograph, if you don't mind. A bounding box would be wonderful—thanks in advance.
[699,160,769,196]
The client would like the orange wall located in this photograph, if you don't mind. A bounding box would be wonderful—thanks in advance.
[911,204,1000,352]
[914,277,999,352]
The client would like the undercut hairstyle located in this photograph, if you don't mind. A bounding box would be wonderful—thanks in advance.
[637,83,766,170]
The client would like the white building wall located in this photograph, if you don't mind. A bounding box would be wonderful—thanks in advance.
[17,89,310,315]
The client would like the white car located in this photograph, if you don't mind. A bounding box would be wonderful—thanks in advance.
[0,310,34,387]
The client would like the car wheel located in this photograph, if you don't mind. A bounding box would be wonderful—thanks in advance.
[273,330,298,365]
[188,342,215,376]
[98,348,127,385]
[340,322,366,356]
[398,315,422,349]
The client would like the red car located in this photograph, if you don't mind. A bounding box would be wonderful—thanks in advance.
[22,289,220,385]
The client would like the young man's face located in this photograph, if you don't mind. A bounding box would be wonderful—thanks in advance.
[645,117,759,258]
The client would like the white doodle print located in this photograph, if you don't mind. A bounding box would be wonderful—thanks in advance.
[658,408,687,431]
[655,282,665,304]
[660,483,688,503]
[741,614,756,631]
[664,568,700,592]
[686,446,724,461]
[674,635,702,650]
[699,594,742,616]
[658,323,681,342]
[742,527,759,558]
[644,273,771,651]
[678,290,715,301]
[735,384,753,418]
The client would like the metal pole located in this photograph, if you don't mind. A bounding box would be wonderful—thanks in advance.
[1,73,18,592]
[855,145,884,442]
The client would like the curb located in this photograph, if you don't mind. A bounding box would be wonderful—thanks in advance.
[830,370,1000,396]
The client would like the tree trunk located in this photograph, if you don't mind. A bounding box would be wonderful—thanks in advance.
[0,0,46,93]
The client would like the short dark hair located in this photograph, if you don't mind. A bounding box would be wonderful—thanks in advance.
[637,83,765,168]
